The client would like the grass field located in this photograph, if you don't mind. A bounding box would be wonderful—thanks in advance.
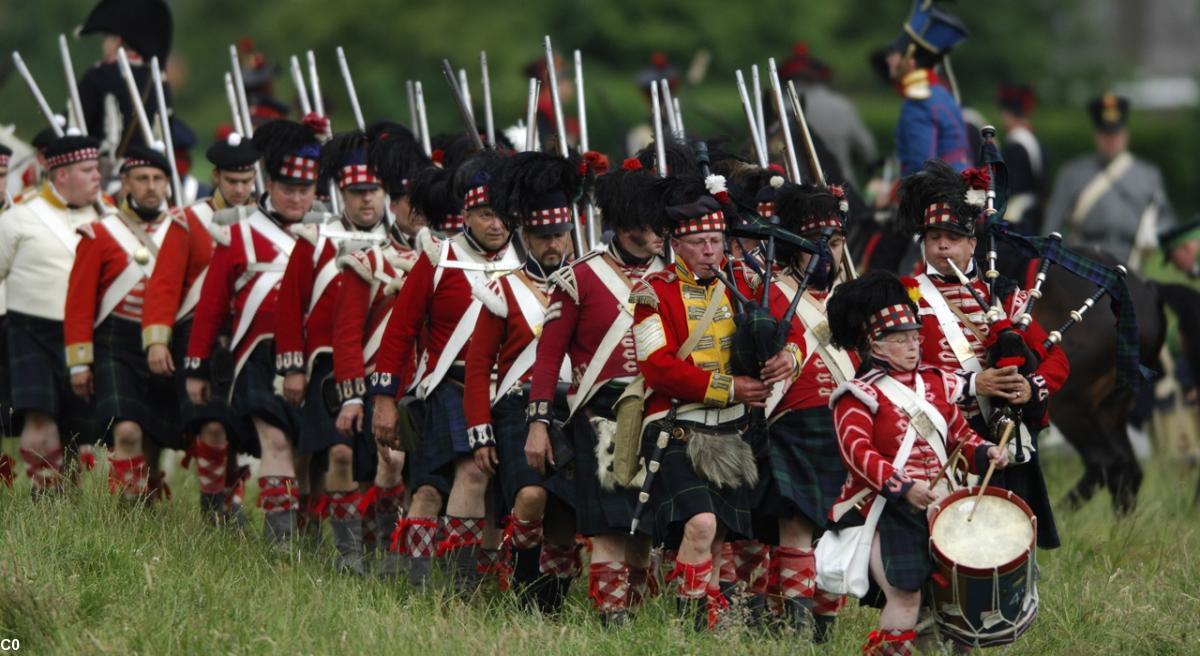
[1,443,1198,656]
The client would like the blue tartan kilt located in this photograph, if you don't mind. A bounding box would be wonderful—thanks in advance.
[409,380,468,497]
[571,385,641,538]
[6,311,94,443]
[641,421,754,547]
[492,388,575,512]
[230,339,301,454]
[753,406,848,542]
[93,316,183,449]
[298,353,352,455]
[171,319,240,440]
[0,315,11,416]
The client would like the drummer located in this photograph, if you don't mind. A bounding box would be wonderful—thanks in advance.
[825,272,1008,656]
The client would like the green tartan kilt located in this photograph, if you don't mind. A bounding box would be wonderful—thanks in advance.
[6,311,94,443]
[570,386,640,537]
[754,406,848,541]
[93,316,183,448]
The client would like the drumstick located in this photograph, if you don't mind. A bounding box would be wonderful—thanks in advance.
[929,440,967,490]
[967,420,1015,522]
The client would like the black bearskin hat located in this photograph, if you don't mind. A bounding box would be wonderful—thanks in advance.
[897,159,988,238]
[827,271,921,352]
[488,151,582,234]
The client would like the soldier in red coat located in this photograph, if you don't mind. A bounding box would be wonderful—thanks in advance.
[330,125,430,578]
[898,160,1069,549]
[370,151,521,591]
[185,118,323,546]
[66,145,182,500]
[630,174,802,630]
[525,166,665,625]
[825,272,1008,656]
[274,130,390,573]
[747,182,859,635]
[464,152,582,612]
[142,132,259,522]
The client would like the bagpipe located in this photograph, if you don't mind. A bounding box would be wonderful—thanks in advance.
[947,126,1140,459]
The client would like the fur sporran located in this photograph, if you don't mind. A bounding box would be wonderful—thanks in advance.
[683,428,759,489]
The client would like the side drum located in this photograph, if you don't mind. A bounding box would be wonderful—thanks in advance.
[927,486,1039,647]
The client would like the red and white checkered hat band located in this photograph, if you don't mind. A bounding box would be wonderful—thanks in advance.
[674,211,726,236]
[121,158,154,172]
[279,154,319,182]
[924,202,954,226]
[528,205,573,227]
[47,147,99,169]
[756,201,775,217]
[338,164,380,189]
[441,213,465,231]
[799,215,843,233]
[464,185,489,210]
[867,303,919,339]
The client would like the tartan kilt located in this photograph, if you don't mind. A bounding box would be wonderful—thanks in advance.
[171,319,240,439]
[230,339,301,454]
[409,380,468,497]
[571,385,640,537]
[93,316,183,449]
[354,400,421,483]
[754,407,848,540]
[832,498,933,602]
[492,388,574,511]
[6,311,94,443]
[298,353,352,455]
[641,421,754,547]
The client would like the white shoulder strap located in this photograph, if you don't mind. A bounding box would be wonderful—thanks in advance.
[27,197,81,255]
[917,274,983,374]
[874,374,949,467]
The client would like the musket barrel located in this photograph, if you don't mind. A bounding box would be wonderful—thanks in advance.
[573,50,589,153]
[457,68,474,125]
[787,80,824,187]
[543,36,569,158]
[150,57,183,208]
[524,77,541,152]
[290,56,312,116]
[649,80,668,178]
[767,58,801,183]
[59,35,87,135]
[751,64,767,162]
[659,79,680,139]
[117,48,157,147]
[306,50,326,117]
[405,80,418,139]
[480,52,495,148]
[11,51,64,136]
[336,47,366,131]
[735,70,768,167]
[414,81,432,157]
[441,59,484,150]
[223,73,241,135]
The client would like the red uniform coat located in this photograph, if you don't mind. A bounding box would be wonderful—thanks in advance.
[141,198,224,349]
[829,365,989,522]
[914,269,1069,423]
[772,288,862,415]
[529,246,662,413]
[185,208,298,375]
[64,210,171,367]
[463,268,551,436]
[370,232,518,398]
[332,238,418,402]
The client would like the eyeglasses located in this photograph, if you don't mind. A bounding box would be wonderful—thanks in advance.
[875,332,924,345]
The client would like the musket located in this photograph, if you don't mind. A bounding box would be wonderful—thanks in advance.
[480,52,495,148]
[673,97,686,137]
[290,55,313,116]
[659,79,680,139]
[306,50,326,118]
[223,73,241,135]
[524,77,541,152]
[336,47,366,131]
[440,59,484,151]
[649,81,668,178]
[543,36,586,254]
[150,57,183,208]
[457,68,475,125]
[414,81,432,157]
[735,70,768,168]
[58,35,87,135]
[405,81,419,140]
[230,45,265,195]
[751,64,767,163]
[767,58,801,183]
[574,49,600,249]
[12,51,65,136]
[116,48,157,147]
[787,80,858,280]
